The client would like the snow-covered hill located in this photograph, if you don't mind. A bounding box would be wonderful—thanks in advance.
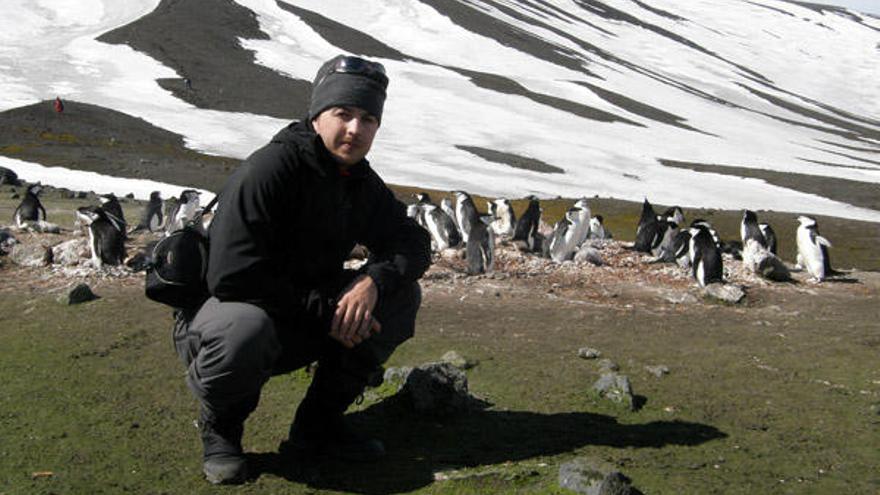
[1,0,879,221]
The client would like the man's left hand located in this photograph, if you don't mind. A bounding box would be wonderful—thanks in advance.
[330,274,381,348]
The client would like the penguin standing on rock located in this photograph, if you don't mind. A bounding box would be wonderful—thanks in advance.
[76,205,126,268]
[796,216,834,281]
[13,183,47,227]
[689,225,723,287]
[513,195,541,253]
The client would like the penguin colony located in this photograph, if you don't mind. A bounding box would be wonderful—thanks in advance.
[5,181,842,286]
[7,186,210,271]
[407,189,841,286]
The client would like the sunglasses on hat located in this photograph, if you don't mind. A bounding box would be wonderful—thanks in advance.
[318,56,388,89]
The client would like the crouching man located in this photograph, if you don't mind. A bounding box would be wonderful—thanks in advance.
[173,55,431,484]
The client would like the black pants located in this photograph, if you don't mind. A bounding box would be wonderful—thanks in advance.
[174,278,421,415]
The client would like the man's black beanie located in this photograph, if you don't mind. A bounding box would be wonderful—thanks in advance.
[308,55,388,123]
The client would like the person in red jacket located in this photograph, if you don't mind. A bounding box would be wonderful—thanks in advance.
[53,96,64,113]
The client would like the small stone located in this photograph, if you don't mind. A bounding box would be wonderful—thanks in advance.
[664,292,699,305]
[62,283,99,305]
[441,350,478,370]
[383,366,412,384]
[593,372,635,410]
[645,365,669,377]
[704,283,745,304]
[578,347,601,359]
[559,457,633,495]
[597,359,619,372]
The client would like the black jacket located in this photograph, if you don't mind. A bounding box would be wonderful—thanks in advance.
[206,120,431,325]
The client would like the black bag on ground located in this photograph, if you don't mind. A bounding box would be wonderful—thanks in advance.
[145,196,217,309]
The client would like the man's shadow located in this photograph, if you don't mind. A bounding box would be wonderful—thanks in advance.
[248,394,726,494]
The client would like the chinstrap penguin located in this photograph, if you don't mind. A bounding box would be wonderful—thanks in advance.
[513,195,542,253]
[76,205,126,268]
[13,183,47,227]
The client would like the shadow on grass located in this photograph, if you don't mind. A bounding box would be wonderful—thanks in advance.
[247,395,725,494]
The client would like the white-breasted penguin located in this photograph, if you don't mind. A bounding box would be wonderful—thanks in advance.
[740,210,767,271]
[13,183,47,227]
[133,191,164,233]
[548,212,574,262]
[453,191,478,245]
[422,203,462,251]
[588,215,608,240]
[466,214,494,275]
[488,198,516,238]
[165,189,201,234]
[796,215,833,281]
[513,195,541,253]
[689,226,723,287]
[76,205,126,268]
[567,199,592,249]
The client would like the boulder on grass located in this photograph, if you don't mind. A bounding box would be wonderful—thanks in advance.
[559,457,633,495]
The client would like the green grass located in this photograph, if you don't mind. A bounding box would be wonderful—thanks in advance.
[1,279,878,494]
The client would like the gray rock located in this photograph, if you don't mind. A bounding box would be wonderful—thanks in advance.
[402,362,473,415]
[704,283,745,304]
[574,246,604,266]
[22,220,62,234]
[441,350,478,370]
[10,242,53,267]
[596,359,619,372]
[52,238,89,266]
[383,366,413,384]
[645,364,670,377]
[592,372,635,410]
[559,457,633,495]
[663,291,699,305]
[61,283,99,305]
[578,347,602,359]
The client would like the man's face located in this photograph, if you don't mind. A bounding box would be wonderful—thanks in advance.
[312,106,379,167]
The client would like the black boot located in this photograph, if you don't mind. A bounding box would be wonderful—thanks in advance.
[279,361,385,462]
[199,396,257,484]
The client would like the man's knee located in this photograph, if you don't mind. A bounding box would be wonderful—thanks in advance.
[186,299,281,404]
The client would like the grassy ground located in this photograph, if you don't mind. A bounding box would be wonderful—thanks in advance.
[2,192,880,494]
[1,267,879,494]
